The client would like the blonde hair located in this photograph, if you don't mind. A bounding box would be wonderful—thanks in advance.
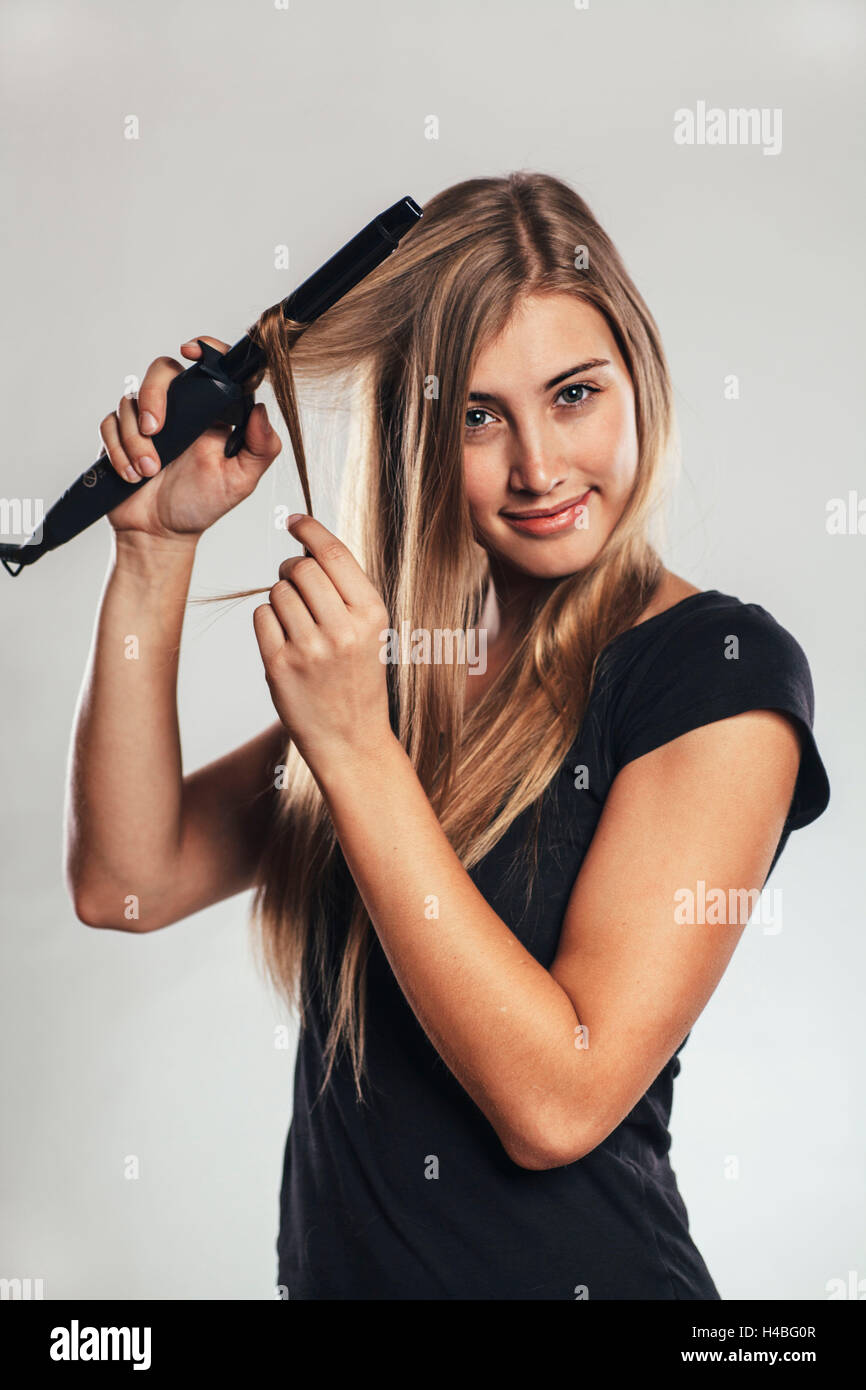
[209,172,676,1100]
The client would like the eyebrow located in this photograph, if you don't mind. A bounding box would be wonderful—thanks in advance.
[468,358,612,404]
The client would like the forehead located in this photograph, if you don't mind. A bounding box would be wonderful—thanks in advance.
[471,293,618,381]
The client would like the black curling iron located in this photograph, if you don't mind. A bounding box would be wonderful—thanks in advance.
[0,196,423,576]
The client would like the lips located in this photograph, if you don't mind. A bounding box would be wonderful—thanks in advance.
[501,489,593,536]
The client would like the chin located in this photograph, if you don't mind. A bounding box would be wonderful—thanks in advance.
[487,533,603,580]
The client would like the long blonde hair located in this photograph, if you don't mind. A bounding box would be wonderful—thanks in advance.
[215,172,676,1100]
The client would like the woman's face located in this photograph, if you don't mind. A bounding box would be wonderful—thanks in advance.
[463,292,639,581]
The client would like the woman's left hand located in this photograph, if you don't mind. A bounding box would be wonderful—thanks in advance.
[253,514,394,777]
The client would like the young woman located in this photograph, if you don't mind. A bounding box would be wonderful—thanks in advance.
[66,172,830,1300]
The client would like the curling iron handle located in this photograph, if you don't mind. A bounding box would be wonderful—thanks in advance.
[0,196,423,575]
[23,343,256,557]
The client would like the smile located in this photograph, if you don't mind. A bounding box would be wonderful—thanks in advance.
[501,489,593,536]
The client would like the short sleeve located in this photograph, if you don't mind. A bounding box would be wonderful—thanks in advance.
[610,601,830,833]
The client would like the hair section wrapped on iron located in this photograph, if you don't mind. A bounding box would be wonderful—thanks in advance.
[247,309,314,517]
[186,309,312,606]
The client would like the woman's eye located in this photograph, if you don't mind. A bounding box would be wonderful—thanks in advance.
[465,386,599,432]
[465,407,497,431]
[556,383,598,407]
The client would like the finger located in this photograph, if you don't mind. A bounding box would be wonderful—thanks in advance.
[179,335,232,360]
[285,515,377,609]
[98,411,144,486]
[233,402,282,483]
[253,603,287,665]
[118,392,161,478]
[277,554,348,627]
[136,354,186,438]
[267,580,319,644]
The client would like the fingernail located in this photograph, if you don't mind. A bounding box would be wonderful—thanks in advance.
[137,456,159,477]
[123,465,139,484]
[287,513,306,527]
[139,411,158,434]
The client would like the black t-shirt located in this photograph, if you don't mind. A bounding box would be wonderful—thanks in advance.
[276,589,830,1300]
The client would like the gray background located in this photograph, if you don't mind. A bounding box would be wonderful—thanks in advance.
[1,0,862,1300]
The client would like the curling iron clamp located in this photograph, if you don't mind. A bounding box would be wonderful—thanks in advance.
[0,196,423,576]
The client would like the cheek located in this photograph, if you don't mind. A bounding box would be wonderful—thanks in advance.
[592,396,639,486]
[462,451,500,517]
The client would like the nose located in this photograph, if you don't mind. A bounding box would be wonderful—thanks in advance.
[507,418,568,495]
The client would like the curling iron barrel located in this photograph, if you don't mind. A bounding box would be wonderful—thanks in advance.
[0,196,423,576]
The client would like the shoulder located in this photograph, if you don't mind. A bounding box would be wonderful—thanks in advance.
[600,590,830,832]
[627,590,814,707]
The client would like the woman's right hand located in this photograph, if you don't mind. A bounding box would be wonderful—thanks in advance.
[99,336,282,543]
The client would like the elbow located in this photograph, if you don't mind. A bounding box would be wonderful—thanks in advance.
[68,883,143,932]
[66,869,108,929]
[65,858,109,929]
[503,1135,590,1172]
[67,873,102,928]
[71,892,120,930]
[499,1113,598,1172]
[66,854,154,932]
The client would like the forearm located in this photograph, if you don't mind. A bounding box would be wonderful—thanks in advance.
[315,734,587,1167]
[65,530,198,921]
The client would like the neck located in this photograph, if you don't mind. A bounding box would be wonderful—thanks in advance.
[479,554,557,652]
